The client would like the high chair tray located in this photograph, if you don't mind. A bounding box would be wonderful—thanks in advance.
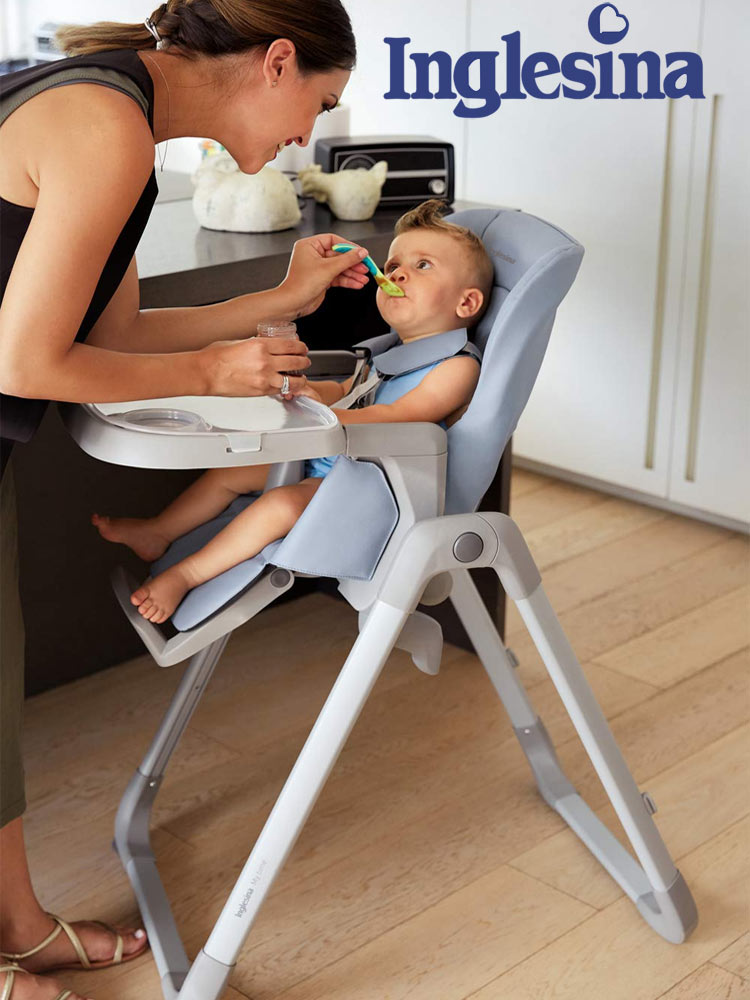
[61,394,346,469]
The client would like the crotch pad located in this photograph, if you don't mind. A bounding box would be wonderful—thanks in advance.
[151,455,399,632]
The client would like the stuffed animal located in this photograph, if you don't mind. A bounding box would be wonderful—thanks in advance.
[297,160,388,221]
[192,151,301,233]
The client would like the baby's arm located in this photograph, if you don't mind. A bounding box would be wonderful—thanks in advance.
[301,364,371,406]
[336,356,480,426]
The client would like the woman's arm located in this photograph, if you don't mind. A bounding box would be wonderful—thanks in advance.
[86,244,370,355]
[0,85,366,402]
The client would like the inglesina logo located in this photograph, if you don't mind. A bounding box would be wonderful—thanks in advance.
[383,3,704,118]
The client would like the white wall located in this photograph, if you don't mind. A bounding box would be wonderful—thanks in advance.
[7,0,474,182]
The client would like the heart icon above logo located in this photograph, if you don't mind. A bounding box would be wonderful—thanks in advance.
[588,3,630,45]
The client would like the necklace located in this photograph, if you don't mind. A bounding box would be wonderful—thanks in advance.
[143,51,170,172]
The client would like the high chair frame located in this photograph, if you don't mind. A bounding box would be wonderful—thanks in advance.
[111,420,697,1000]
[65,206,697,999]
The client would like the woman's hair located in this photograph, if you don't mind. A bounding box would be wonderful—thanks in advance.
[55,0,356,74]
[395,199,495,321]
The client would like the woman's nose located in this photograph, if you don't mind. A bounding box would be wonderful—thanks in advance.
[295,130,312,148]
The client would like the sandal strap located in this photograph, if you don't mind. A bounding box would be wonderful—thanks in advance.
[0,964,30,1000]
[54,992,74,1000]
[52,911,124,966]
[0,920,62,961]
[46,913,92,969]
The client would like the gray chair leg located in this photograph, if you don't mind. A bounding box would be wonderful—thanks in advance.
[114,635,230,998]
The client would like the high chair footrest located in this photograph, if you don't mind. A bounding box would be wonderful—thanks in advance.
[110,565,295,667]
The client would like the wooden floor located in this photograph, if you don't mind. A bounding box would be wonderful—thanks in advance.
[22,468,750,1000]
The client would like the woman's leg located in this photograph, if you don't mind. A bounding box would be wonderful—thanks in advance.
[131,478,323,623]
[92,463,273,561]
[0,467,144,999]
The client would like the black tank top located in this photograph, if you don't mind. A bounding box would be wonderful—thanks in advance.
[0,49,157,474]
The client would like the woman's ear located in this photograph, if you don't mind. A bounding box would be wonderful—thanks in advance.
[456,287,484,320]
[262,37,297,88]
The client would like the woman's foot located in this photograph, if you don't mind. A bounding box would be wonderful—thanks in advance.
[91,514,170,562]
[0,965,92,999]
[130,563,198,623]
[2,916,147,976]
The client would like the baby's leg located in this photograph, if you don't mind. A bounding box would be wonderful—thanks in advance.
[132,478,323,623]
[93,464,272,561]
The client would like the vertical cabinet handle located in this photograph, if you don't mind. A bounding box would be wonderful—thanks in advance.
[685,95,720,482]
[644,101,675,470]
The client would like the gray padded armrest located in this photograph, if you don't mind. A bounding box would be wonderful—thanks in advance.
[345,422,447,458]
[305,349,367,378]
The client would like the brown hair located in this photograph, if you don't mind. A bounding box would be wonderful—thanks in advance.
[395,199,495,323]
[55,0,356,74]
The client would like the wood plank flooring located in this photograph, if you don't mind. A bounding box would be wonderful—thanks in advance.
[21,468,750,999]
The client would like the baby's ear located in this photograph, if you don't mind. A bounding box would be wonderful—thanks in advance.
[456,287,484,320]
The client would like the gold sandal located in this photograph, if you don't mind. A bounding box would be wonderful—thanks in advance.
[0,912,147,973]
[0,962,74,1000]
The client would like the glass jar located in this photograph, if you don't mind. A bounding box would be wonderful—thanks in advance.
[257,319,298,379]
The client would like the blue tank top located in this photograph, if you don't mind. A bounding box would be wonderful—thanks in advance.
[305,359,448,479]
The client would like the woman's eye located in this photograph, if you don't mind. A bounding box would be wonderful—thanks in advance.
[321,104,335,114]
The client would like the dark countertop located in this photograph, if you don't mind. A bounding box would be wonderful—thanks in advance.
[136,194,487,308]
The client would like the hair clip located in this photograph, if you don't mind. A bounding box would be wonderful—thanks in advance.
[144,16,165,49]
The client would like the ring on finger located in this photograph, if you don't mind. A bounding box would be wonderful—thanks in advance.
[281,375,290,395]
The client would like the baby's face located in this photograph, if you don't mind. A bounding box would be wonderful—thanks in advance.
[376,229,483,340]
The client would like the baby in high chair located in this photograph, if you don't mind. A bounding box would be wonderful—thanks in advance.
[93,200,494,623]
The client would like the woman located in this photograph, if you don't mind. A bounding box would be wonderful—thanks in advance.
[0,3,368,997]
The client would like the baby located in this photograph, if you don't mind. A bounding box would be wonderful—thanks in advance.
[93,200,494,623]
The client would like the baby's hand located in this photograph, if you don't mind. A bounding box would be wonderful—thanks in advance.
[293,384,324,403]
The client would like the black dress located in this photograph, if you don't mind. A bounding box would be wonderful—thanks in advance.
[0,48,158,827]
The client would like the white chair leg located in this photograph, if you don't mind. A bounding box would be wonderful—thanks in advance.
[176,599,410,1000]
[376,511,698,943]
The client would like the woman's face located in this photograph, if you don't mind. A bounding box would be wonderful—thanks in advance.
[221,40,350,174]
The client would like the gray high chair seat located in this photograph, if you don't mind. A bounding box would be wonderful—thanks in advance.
[68,207,697,1000]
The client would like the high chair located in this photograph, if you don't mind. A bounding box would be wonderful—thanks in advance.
[64,206,698,1000]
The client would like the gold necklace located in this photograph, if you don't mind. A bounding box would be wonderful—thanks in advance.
[143,51,170,172]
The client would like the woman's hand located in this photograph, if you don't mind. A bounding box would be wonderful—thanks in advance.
[279,233,370,319]
[199,335,311,396]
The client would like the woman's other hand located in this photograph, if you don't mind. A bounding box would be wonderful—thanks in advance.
[200,334,311,396]
[280,233,370,318]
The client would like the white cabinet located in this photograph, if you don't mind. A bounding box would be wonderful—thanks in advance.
[665,0,749,524]
[464,0,748,526]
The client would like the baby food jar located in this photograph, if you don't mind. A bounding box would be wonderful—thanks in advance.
[257,319,299,378]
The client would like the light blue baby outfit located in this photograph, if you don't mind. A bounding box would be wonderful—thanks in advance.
[304,359,448,480]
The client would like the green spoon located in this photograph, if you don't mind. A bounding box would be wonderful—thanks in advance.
[332,243,405,297]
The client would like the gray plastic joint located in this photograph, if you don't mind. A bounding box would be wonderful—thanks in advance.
[514,719,576,808]
[506,647,520,669]
[636,870,698,943]
[177,949,233,1000]
[641,791,658,815]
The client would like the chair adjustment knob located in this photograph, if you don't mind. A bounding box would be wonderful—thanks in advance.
[453,532,484,563]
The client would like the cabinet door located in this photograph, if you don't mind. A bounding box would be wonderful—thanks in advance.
[666,0,750,524]
[465,0,702,494]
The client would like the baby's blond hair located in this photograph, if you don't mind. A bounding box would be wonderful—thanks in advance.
[394,199,495,323]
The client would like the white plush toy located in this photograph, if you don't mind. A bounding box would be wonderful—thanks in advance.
[297,160,388,221]
[192,151,301,232]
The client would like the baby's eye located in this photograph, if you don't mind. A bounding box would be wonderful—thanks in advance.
[385,261,398,272]
[416,259,432,269]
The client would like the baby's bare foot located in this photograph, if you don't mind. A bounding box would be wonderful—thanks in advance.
[92,514,170,562]
[131,564,195,623]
